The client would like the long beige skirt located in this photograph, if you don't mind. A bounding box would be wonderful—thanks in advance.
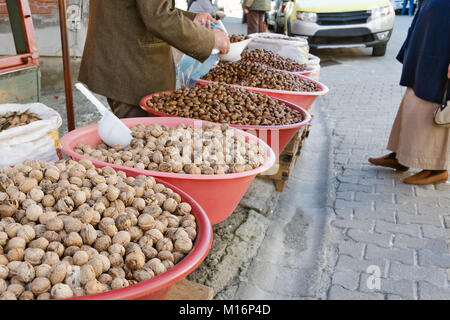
[387,88,450,170]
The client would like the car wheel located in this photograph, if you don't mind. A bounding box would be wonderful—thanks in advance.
[372,43,387,57]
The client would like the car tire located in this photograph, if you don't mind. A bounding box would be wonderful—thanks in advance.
[372,43,387,57]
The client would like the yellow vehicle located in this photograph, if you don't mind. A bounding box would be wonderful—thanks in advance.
[284,0,395,56]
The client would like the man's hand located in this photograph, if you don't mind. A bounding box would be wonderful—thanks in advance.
[213,29,230,54]
[193,12,217,28]
[448,64,450,79]
[244,8,249,14]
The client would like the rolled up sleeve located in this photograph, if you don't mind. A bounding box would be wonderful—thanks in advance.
[136,0,215,62]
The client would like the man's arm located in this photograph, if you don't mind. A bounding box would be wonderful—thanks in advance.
[136,0,215,62]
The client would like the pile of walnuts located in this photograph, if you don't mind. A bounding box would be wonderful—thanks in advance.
[240,49,307,72]
[201,61,319,92]
[146,83,302,126]
[0,159,197,300]
[74,123,265,175]
[0,112,41,132]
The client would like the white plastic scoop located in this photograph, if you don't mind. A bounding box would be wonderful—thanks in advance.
[75,83,133,148]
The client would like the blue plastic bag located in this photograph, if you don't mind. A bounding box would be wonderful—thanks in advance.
[177,53,219,88]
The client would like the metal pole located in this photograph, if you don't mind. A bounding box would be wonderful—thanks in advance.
[58,0,75,131]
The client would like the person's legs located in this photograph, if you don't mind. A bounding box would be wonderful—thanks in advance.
[247,10,259,34]
[258,11,265,33]
[401,0,408,15]
[107,98,148,118]
[409,0,414,15]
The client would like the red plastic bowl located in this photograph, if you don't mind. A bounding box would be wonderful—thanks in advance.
[197,74,329,110]
[60,118,276,225]
[139,91,312,157]
[66,175,212,300]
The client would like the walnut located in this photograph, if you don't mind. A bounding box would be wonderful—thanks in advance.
[98,273,112,285]
[111,277,129,290]
[29,188,44,203]
[144,258,166,276]
[177,202,192,215]
[158,251,174,262]
[0,203,18,218]
[98,218,118,238]
[11,261,35,282]
[63,216,83,233]
[79,264,96,286]
[93,235,111,252]
[19,290,35,300]
[30,277,51,295]
[128,226,143,242]
[64,232,83,247]
[80,224,97,245]
[133,268,154,282]
[26,204,43,222]
[24,248,45,266]
[7,283,25,297]
[72,251,89,266]
[163,198,177,213]
[174,238,193,254]
[46,217,64,232]
[35,264,51,278]
[55,196,74,213]
[112,231,131,247]
[47,241,64,257]
[156,238,173,252]
[19,178,38,193]
[49,261,67,285]
[125,250,145,270]
[51,283,73,299]
[137,214,155,231]
[41,252,59,266]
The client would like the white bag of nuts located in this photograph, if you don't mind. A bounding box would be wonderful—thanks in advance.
[247,33,310,65]
[0,103,62,166]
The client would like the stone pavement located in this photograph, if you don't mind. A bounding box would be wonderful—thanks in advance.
[238,15,450,300]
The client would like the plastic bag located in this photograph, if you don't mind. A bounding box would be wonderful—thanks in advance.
[176,53,219,88]
[247,33,310,64]
[0,103,62,165]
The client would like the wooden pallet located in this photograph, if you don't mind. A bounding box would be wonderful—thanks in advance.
[165,279,214,300]
[261,124,312,192]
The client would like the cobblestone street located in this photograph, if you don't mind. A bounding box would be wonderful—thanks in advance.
[238,15,450,300]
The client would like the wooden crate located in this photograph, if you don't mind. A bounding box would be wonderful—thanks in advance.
[261,124,312,192]
[165,279,214,300]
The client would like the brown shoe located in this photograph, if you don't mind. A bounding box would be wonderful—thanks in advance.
[368,153,409,172]
[403,170,449,185]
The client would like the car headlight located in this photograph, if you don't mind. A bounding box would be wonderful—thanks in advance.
[370,6,393,20]
[296,11,318,23]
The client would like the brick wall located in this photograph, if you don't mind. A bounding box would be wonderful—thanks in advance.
[0,0,58,18]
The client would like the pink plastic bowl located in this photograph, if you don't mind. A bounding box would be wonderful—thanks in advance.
[197,74,329,111]
[66,175,212,300]
[139,91,312,157]
[60,117,276,225]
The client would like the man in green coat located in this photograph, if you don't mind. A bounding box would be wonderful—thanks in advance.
[79,0,229,118]
[243,0,271,34]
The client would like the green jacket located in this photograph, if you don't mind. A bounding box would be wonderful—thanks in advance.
[79,0,215,106]
[245,0,271,12]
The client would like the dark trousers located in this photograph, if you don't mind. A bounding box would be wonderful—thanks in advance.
[247,10,265,34]
[107,98,149,118]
